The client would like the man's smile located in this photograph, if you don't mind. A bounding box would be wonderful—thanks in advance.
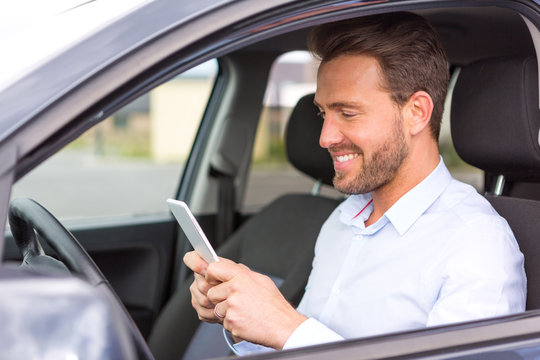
[329,151,360,172]
[335,153,359,163]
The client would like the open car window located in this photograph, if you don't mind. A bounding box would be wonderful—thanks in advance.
[243,51,342,213]
[10,59,218,221]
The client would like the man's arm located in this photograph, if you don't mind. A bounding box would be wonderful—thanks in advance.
[426,221,526,326]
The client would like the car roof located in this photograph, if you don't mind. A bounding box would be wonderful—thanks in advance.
[245,6,535,64]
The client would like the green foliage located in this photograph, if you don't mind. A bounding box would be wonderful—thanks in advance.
[67,116,151,158]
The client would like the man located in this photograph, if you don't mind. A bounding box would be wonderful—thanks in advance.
[184,12,526,352]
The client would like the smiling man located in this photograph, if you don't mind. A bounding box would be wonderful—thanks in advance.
[184,12,526,353]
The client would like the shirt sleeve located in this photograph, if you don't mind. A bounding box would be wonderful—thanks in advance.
[223,319,343,355]
[222,328,276,356]
[282,318,343,350]
[426,218,526,326]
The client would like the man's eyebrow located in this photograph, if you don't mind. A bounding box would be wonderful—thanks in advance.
[313,100,365,110]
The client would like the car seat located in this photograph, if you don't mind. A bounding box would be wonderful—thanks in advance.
[451,55,540,310]
[148,93,341,360]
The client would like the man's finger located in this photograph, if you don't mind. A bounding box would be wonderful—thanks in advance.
[190,281,214,309]
[194,273,213,295]
[206,280,233,304]
[184,251,208,275]
[206,260,249,283]
[216,256,237,264]
[214,301,227,322]
[192,300,220,323]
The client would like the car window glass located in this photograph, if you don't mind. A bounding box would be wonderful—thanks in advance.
[243,56,482,213]
[11,59,218,220]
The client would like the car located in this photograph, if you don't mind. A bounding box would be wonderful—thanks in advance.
[2,0,540,359]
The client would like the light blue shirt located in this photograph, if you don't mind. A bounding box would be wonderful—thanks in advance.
[231,159,526,353]
[284,159,526,349]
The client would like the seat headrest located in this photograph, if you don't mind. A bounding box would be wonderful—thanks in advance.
[451,56,540,180]
[285,93,334,186]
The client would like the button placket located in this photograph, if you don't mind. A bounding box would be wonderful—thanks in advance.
[320,230,368,324]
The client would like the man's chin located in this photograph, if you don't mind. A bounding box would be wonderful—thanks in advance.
[333,175,359,195]
[332,172,374,195]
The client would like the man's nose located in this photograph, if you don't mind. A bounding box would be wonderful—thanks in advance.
[319,115,343,149]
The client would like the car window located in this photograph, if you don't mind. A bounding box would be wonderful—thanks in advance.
[10,60,218,220]
[242,51,343,213]
[243,56,482,213]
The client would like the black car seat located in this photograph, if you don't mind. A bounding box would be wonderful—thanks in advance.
[148,93,341,360]
[451,55,540,310]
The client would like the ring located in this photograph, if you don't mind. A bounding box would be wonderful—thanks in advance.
[214,305,225,319]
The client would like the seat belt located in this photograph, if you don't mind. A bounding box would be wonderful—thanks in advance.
[211,168,235,246]
[210,153,237,247]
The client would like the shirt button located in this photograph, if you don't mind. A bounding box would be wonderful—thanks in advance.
[333,288,341,295]
[356,235,363,240]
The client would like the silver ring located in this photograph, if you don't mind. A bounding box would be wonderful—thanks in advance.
[214,305,225,319]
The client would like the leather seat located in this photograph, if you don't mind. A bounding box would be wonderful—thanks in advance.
[148,93,341,359]
[451,55,540,310]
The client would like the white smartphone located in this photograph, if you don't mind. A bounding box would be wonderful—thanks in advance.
[166,199,219,263]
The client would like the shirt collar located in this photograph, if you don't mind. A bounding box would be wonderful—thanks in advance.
[339,193,373,228]
[338,157,452,235]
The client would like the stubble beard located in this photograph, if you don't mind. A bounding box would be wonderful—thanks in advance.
[332,116,409,195]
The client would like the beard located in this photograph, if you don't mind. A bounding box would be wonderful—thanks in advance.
[331,116,409,195]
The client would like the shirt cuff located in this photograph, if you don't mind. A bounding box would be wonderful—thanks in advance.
[282,318,344,350]
[222,328,276,356]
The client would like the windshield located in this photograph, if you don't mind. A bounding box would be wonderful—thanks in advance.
[0,0,151,91]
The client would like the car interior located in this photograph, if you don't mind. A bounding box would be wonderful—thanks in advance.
[3,3,540,360]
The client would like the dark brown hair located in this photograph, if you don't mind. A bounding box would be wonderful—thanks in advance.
[309,12,449,140]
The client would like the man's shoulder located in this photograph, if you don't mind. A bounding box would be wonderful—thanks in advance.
[434,179,496,215]
[428,178,514,232]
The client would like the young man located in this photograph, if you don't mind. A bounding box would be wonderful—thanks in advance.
[184,12,526,352]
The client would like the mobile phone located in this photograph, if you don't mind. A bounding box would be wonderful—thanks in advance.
[166,199,219,263]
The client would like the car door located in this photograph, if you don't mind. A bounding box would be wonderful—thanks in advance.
[3,60,220,338]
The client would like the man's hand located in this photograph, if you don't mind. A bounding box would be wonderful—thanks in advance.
[183,251,222,323]
[205,260,307,350]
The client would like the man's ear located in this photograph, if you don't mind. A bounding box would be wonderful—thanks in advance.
[404,91,434,136]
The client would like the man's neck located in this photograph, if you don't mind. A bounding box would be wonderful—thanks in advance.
[365,150,440,227]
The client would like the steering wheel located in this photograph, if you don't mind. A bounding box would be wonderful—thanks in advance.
[8,197,154,359]
[9,197,107,284]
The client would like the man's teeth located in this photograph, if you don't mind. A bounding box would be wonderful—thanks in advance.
[336,153,359,162]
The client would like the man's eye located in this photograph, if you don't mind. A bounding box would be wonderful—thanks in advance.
[317,111,325,119]
[342,112,356,118]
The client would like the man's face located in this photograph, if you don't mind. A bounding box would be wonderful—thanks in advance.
[314,54,409,195]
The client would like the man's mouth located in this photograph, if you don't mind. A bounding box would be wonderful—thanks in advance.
[335,153,359,163]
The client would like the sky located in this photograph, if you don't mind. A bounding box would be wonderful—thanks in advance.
[0,0,89,34]
[0,0,149,90]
